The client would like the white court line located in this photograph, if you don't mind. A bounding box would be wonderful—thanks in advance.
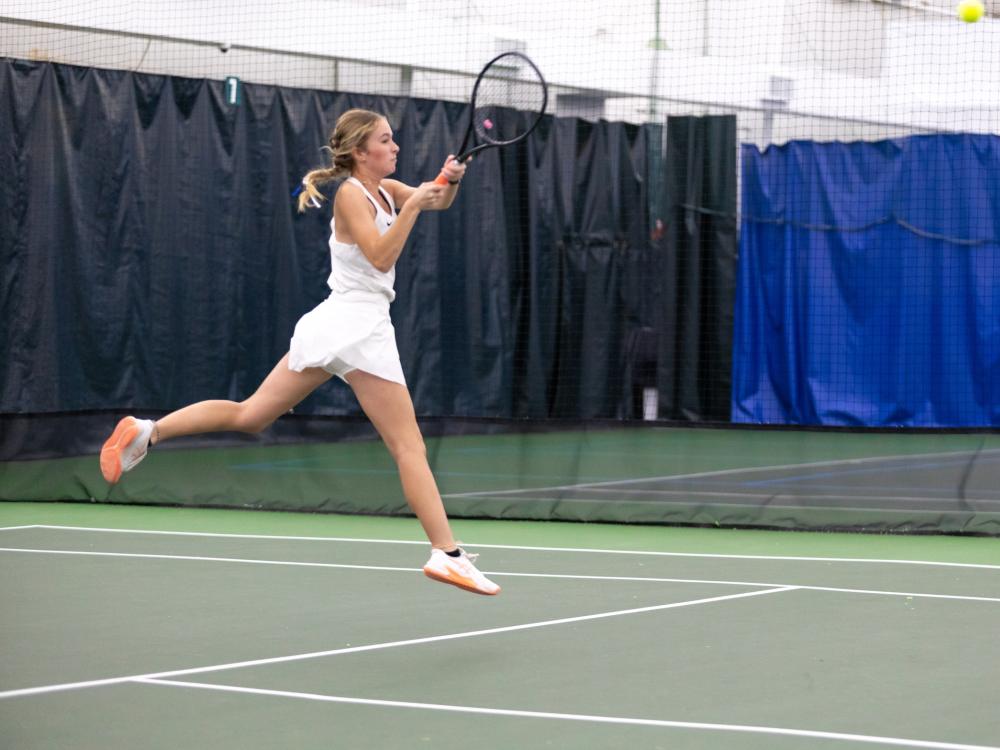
[0,547,417,575]
[2,548,997,604]
[25,525,1000,570]
[33,524,427,545]
[137,678,1000,750]
[492,571,1000,604]
[441,492,1000,510]
[0,586,794,700]
[441,447,1000,499]
[543,487,1000,504]
[0,525,38,531]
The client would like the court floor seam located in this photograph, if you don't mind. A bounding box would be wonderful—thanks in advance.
[134,677,1000,750]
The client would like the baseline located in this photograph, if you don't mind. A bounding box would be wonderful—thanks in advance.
[20,525,1000,570]
[137,678,1000,750]
[0,547,997,604]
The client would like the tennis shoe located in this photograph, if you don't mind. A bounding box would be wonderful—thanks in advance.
[100,417,154,484]
[423,548,500,596]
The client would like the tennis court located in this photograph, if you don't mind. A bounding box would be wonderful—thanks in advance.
[4,3,1000,749]
[2,502,998,750]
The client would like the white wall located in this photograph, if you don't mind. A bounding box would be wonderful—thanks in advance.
[2,0,999,138]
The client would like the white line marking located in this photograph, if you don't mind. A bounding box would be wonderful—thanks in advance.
[467,547,1000,571]
[543,487,1000,504]
[1,547,996,604]
[0,587,795,700]
[0,525,38,531]
[491,572,1000,604]
[443,493,999,510]
[32,524,426,545]
[137,678,1000,750]
[0,547,417,574]
[24,526,1000,570]
[441,447,1000,499]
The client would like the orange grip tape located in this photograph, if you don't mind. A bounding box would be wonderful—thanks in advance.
[433,172,450,186]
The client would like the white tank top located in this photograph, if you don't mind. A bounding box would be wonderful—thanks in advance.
[327,176,397,302]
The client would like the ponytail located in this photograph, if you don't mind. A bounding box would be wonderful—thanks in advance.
[297,109,384,213]
[297,166,338,213]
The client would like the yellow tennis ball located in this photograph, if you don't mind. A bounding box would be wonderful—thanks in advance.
[957,0,984,23]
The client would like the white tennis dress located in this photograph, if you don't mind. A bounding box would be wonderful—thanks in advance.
[288,177,405,384]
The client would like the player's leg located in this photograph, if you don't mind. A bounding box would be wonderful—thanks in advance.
[155,354,330,440]
[346,369,453,547]
[100,354,330,483]
[346,368,500,595]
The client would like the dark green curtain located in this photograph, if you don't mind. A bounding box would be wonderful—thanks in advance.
[1,59,736,426]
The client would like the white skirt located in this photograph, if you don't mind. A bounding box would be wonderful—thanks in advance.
[288,292,406,385]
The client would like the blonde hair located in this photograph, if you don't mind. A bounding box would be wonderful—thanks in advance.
[297,109,385,212]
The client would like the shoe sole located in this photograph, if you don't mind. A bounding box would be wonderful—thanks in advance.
[423,568,500,596]
[100,417,138,484]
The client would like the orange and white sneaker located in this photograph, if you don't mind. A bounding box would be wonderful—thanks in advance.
[100,417,155,484]
[423,548,501,596]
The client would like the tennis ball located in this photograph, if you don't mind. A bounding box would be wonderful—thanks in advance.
[957,0,984,23]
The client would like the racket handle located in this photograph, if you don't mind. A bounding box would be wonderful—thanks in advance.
[433,172,450,186]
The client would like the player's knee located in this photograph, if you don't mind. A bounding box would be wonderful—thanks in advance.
[234,403,274,434]
[388,437,426,464]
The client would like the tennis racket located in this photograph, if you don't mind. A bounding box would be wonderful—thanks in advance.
[434,51,548,186]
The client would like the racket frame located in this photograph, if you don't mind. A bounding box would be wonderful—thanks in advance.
[434,51,548,185]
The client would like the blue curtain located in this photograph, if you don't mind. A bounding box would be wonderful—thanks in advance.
[733,135,1000,427]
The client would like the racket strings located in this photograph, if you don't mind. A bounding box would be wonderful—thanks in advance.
[473,66,546,145]
[473,55,546,144]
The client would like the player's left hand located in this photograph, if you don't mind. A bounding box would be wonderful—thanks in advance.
[441,155,469,184]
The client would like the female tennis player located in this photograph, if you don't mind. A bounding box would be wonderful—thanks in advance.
[99,109,499,596]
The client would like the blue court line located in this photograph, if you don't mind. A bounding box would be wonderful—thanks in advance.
[229,459,389,471]
[228,461,608,483]
[449,446,706,457]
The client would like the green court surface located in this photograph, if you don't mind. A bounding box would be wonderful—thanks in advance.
[1,502,998,749]
[4,426,1000,531]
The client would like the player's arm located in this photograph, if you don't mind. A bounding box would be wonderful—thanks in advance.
[382,179,415,208]
[385,157,467,212]
[337,181,444,273]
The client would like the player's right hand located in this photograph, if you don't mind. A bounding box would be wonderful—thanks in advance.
[410,181,446,210]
